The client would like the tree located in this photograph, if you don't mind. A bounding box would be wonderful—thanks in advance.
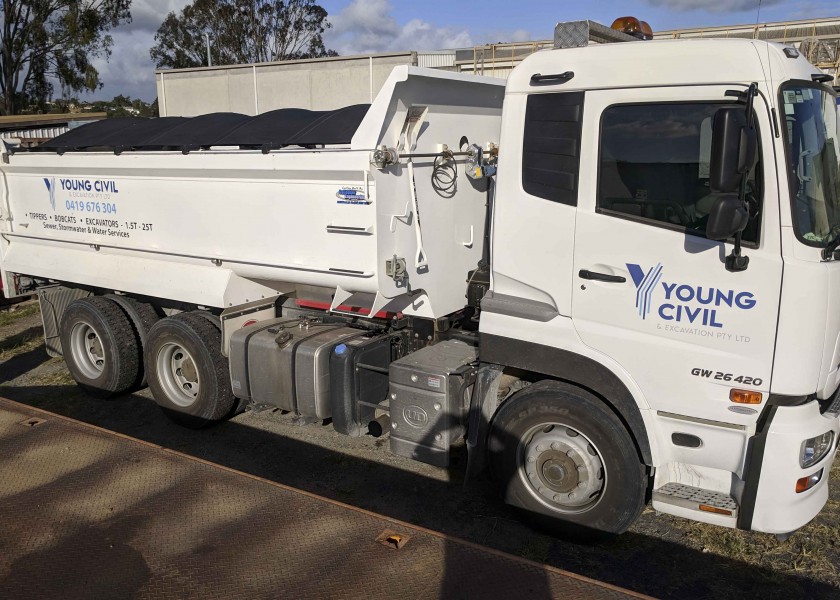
[150,0,336,70]
[0,0,132,115]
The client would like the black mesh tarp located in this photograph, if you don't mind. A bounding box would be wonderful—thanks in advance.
[34,104,370,153]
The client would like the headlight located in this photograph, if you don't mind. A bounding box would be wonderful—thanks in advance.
[800,431,835,468]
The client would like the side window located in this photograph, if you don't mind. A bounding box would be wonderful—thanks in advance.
[522,91,585,206]
[598,103,761,244]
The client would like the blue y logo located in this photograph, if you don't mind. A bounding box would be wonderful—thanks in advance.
[627,263,662,320]
[43,177,56,210]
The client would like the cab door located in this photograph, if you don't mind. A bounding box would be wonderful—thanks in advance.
[571,86,782,424]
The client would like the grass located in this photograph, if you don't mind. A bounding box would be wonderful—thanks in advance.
[0,301,40,328]
[0,327,42,359]
[683,460,840,588]
[28,366,75,387]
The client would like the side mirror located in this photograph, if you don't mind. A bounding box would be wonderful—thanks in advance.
[706,194,749,241]
[710,107,757,193]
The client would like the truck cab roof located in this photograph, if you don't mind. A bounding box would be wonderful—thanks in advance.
[508,38,826,94]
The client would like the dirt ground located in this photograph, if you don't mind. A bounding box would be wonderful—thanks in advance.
[2,299,839,600]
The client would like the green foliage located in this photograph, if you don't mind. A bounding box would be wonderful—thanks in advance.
[0,0,132,115]
[150,0,336,70]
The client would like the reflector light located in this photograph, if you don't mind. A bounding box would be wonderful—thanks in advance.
[242,319,258,328]
[699,505,732,516]
[796,469,823,493]
[729,389,762,404]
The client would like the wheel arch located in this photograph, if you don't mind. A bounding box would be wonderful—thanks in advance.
[480,333,654,466]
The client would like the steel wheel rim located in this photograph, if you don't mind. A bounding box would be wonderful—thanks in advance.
[70,321,106,380]
[156,342,200,408]
[518,423,606,514]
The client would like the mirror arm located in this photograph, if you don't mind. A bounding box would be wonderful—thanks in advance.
[726,232,750,272]
[725,83,757,273]
[744,82,757,127]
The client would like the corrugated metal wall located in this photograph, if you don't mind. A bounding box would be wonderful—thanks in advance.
[157,52,417,116]
[417,52,456,68]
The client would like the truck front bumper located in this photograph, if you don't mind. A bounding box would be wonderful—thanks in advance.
[742,398,840,534]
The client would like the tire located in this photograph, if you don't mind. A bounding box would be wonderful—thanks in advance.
[188,310,249,417]
[488,380,647,537]
[105,295,161,389]
[145,312,235,428]
[59,297,141,399]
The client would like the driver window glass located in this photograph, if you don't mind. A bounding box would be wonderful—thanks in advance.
[598,103,761,244]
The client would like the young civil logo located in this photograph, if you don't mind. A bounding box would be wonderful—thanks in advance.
[626,262,756,329]
[43,177,56,210]
[627,263,662,320]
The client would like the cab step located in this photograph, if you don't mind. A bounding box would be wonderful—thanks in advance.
[652,482,738,526]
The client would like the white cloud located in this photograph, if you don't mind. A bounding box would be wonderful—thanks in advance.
[480,28,532,45]
[643,0,785,12]
[326,0,473,54]
[83,0,530,102]
[126,0,192,32]
[81,0,191,101]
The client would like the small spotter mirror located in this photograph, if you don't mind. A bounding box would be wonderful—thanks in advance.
[706,194,749,242]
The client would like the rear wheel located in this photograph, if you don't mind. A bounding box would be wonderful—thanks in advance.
[105,295,160,389]
[145,312,234,428]
[488,380,647,537]
[59,297,141,398]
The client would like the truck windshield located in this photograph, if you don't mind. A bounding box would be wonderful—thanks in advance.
[782,83,840,246]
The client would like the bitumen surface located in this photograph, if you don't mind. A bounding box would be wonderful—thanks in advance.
[0,397,650,600]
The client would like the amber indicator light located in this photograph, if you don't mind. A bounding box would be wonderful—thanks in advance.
[730,389,762,404]
[796,470,822,493]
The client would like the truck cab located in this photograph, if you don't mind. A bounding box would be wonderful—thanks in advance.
[479,38,840,534]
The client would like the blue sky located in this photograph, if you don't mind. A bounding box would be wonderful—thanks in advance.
[323,0,834,36]
[87,0,840,101]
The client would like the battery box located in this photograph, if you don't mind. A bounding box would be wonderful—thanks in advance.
[389,340,478,467]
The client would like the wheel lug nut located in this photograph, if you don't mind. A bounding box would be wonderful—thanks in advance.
[535,445,544,452]
[527,456,535,463]
[550,442,559,450]
[553,494,562,502]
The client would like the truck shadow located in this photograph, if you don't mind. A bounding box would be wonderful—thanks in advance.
[0,382,837,600]
[0,327,50,384]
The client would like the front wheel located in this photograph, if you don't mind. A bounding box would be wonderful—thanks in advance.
[488,380,647,536]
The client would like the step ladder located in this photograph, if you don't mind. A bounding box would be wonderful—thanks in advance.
[652,482,739,526]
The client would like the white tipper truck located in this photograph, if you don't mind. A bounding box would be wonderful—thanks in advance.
[1,20,839,537]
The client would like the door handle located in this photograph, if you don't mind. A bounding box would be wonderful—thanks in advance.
[578,269,626,283]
